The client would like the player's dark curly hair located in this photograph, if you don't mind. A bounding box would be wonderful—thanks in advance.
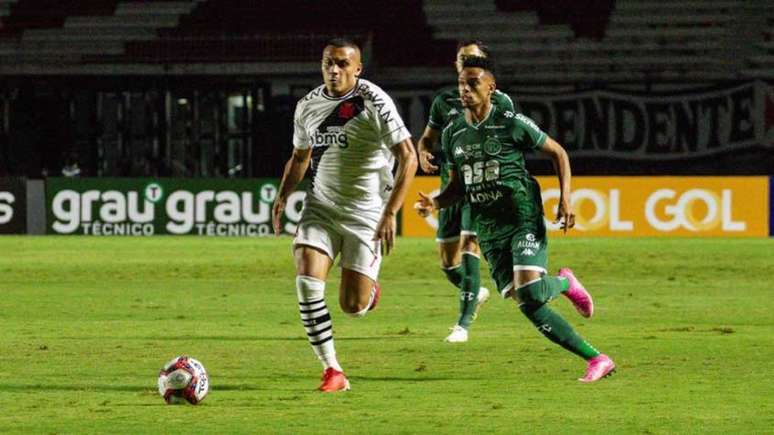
[461,56,497,76]
[457,39,491,58]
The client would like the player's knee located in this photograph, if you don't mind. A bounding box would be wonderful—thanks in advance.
[296,275,325,302]
[340,298,369,317]
[461,236,479,255]
[515,280,542,308]
[439,251,459,269]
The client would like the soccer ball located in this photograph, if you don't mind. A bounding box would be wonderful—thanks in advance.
[157,356,209,405]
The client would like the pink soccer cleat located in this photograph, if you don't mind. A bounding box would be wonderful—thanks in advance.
[368,282,381,311]
[578,354,616,383]
[558,268,594,318]
[318,368,351,392]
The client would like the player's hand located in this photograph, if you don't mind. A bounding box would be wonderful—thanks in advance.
[554,197,575,234]
[418,149,439,173]
[413,191,435,217]
[373,212,396,256]
[271,196,286,236]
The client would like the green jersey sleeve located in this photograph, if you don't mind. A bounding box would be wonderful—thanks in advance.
[511,113,547,151]
[493,90,515,113]
[427,93,447,130]
[440,124,455,168]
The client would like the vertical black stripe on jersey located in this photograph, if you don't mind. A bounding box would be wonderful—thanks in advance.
[309,96,366,186]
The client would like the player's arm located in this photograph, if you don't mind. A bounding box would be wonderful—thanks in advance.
[416,126,440,173]
[414,168,464,216]
[375,138,418,256]
[272,147,311,235]
[540,136,575,233]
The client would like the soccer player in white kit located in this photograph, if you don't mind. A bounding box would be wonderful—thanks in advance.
[272,39,417,392]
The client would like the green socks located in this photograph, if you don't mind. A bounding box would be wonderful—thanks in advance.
[442,264,463,289]
[517,277,599,360]
[457,253,481,329]
[516,275,568,306]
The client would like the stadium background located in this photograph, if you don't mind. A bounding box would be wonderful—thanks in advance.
[0,1,773,433]
[0,0,774,236]
[0,0,772,237]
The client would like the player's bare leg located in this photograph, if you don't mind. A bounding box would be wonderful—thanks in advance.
[293,245,350,392]
[510,269,615,382]
[445,236,489,343]
[339,268,380,315]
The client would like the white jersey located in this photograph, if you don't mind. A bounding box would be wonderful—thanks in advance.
[293,79,411,215]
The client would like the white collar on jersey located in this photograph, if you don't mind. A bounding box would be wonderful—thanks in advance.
[465,104,495,129]
[321,79,360,101]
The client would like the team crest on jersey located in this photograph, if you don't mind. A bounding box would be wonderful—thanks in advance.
[483,136,502,156]
[338,102,357,120]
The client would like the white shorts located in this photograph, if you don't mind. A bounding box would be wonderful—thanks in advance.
[293,202,382,281]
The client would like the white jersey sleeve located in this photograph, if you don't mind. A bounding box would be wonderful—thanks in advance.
[292,99,311,149]
[367,85,411,147]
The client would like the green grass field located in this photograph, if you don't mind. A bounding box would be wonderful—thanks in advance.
[1,236,773,434]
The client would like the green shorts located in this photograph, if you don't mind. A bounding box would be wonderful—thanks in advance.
[436,202,475,243]
[476,177,548,297]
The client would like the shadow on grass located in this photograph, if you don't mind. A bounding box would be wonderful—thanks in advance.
[348,375,479,382]
[58,335,418,342]
[263,373,478,383]
[0,383,150,392]
[0,383,267,393]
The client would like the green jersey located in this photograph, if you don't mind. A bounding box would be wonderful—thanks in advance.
[441,106,547,241]
[428,87,515,187]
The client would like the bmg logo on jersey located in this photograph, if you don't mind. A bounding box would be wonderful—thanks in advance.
[312,127,349,148]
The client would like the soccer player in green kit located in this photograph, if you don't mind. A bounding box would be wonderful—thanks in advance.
[416,40,516,343]
[415,56,616,382]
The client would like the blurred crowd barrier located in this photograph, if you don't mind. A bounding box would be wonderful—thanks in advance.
[0,176,771,237]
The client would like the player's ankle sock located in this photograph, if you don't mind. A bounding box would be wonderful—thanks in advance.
[321,355,343,372]
[296,275,341,370]
[517,275,567,305]
[457,252,481,328]
[442,264,463,289]
[519,303,601,360]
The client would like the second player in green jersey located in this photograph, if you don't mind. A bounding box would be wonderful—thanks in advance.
[417,56,616,382]
[416,40,516,342]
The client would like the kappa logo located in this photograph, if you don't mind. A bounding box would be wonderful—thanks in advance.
[448,108,459,117]
[521,248,535,256]
[454,146,464,156]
